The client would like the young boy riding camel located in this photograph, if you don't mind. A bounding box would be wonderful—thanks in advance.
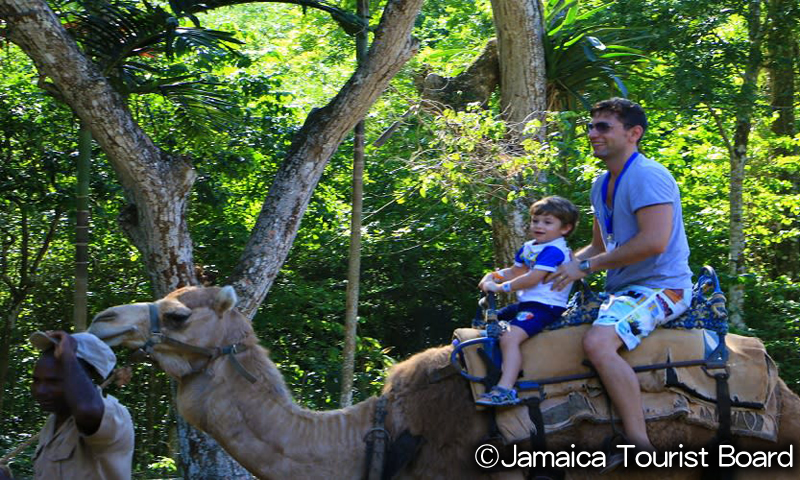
[477,195,579,406]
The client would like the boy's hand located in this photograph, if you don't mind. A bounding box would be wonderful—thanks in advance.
[482,281,502,293]
[478,272,494,291]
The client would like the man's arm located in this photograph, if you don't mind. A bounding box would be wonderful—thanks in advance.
[574,216,607,261]
[49,331,105,436]
[551,203,673,290]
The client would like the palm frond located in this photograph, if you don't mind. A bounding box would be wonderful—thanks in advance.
[58,0,244,132]
[65,0,243,75]
[166,0,368,36]
[543,0,654,109]
[160,80,240,130]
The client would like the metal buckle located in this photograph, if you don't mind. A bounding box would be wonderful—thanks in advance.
[702,364,730,379]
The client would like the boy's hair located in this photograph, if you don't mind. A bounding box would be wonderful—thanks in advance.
[529,196,579,237]
[590,97,648,144]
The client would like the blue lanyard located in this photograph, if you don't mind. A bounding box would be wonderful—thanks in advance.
[601,152,639,237]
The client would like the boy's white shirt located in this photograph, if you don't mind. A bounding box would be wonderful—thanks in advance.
[513,236,573,308]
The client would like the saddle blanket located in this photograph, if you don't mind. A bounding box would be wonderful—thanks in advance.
[453,326,780,443]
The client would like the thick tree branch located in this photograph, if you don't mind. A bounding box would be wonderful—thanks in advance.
[1,0,197,294]
[229,0,424,318]
[414,38,500,111]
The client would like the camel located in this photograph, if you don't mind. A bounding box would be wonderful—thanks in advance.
[88,285,800,479]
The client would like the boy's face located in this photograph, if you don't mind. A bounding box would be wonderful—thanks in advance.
[529,213,571,244]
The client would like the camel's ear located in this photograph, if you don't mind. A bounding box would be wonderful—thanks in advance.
[214,286,238,314]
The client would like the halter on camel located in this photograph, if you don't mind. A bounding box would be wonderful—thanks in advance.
[137,300,401,480]
[139,302,258,384]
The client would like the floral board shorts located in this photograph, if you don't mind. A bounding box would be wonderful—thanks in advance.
[594,285,692,350]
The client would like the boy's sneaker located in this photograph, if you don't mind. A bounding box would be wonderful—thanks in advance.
[475,386,520,406]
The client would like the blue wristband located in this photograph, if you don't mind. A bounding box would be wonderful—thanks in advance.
[502,282,512,293]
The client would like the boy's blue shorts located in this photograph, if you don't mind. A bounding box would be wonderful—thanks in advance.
[497,301,566,337]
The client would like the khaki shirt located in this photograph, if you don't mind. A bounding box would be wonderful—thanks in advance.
[33,392,134,480]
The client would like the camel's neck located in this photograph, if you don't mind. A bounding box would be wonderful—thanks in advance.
[175,347,378,479]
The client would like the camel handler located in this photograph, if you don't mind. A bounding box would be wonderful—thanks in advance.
[0,331,134,480]
[548,98,693,465]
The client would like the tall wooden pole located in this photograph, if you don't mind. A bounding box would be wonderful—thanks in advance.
[341,0,369,407]
[74,121,91,331]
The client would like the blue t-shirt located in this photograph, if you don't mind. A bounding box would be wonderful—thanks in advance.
[590,154,693,292]
[513,237,572,307]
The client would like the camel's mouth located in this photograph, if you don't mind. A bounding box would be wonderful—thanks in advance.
[87,325,141,347]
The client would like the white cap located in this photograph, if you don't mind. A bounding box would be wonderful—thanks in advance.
[30,331,117,379]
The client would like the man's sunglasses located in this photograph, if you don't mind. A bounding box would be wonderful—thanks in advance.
[585,121,633,134]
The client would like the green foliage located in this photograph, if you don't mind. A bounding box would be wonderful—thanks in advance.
[2,0,799,475]
[413,0,494,73]
[741,276,800,392]
[543,0,652,110]
[57,0,246,133]
[148,456,178,475]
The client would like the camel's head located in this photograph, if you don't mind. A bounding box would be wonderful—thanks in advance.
[89,285,252,378]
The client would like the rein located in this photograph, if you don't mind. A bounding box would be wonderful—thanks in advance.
[140,303,257,384]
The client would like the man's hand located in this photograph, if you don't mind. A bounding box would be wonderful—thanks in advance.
[549,260,587,291]
[46,331,78,363]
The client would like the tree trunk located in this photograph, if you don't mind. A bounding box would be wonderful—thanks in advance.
[727,0,765,329]
[413,1,546,266]
[766,0,797,144]
[487,0,547,265]
[0,303,24,420]
[728,138,747,329]
[143,368,159,460]
[74,122,91,331]
[489,0,547,137]
[766,0,799,277]
[340,0,369,408]
[1,1,198,295]
[490,195,529,267]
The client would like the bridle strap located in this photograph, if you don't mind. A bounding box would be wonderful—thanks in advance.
[140,303,162,353]
[142,303,216,356]
[149,302,160,334]
[220,344,258,384]
[140,302,257,384]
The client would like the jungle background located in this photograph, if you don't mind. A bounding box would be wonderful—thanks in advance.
[1,0,798,477]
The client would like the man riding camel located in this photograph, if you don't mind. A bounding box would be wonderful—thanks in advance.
[550,97,693,463]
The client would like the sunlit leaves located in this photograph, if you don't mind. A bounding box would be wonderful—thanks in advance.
[57,0,246,133]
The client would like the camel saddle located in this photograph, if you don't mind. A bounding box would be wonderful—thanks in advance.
[453,325,780,444]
